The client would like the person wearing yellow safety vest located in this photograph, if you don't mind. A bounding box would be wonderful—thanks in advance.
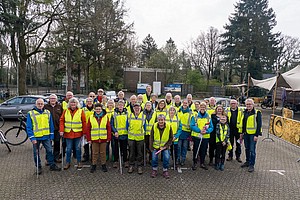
[81,97,94,163]
[114,91,129,107]
[173,95,182,112]
[240,98,262,173]
[155,99,168,120]
[126,103,146,174]
[150,93,158,110]
[149,115,173,179]
[143,101,156,164]
[26,98,61,174]
[206,97,217,116]
[177,99,193,166]
[59,97,87,170]
[215,115,230,171]
[192,101,201,116]
[186,94,196,111]
[105,99,115,162]
[225,99,244,163]
[209,105,227,167]
[111,100,129,168]
[190,102,214,170]
[166,106,182,166]
[126,95,137,115]
[62,91,74,110]
[165,92,173,110]
[137,94,145,110]
[86,103,111,173]
[142,85,152,104]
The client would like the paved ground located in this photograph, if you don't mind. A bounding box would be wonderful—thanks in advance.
[0,108,300,200]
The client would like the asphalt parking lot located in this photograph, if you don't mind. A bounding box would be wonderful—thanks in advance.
[0,107,299,200]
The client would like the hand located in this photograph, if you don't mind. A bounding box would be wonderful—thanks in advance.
[88,141,91,144]
[32,140,37,145]
[60,132,64,136]
[160,146,166,151]
[201,129,206,134]
[172,137,176,141]
[239,134,243,140]
[254,136,258,142]
[222,142,226,146]
[115,132,119,138]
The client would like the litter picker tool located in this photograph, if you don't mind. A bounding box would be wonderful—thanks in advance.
[118,140,123,174]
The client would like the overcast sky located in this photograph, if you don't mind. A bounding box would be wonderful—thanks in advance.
[125,0,300,50]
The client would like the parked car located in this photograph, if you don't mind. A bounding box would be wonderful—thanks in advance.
[105,91,117,100]
[0,95,48,118]
[204,97,232,108]
[42,93,66,103]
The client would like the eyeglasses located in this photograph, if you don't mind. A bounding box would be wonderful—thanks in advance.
[98,91,103,93]
[89,96,95,98]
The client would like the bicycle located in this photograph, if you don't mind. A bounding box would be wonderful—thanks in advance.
[4,110,28,146]
[0,130,11,152]
[0,113,4,128]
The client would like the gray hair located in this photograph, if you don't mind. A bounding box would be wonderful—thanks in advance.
[67,97,81,109]
[245,98,254,105]
[157,114,166,120]
[49,94,57,99]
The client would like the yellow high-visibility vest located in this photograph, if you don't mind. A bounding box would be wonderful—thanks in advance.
[64,109,83,132]
[29,110,51,138]
[62,101,68,110]
[90,115,108,140]
[83,107,94,123]
[245,110,262,134]
[216,123,228,143]
[226,107,244,133]
[191,115,210,138]
[165,114,179,142]
[179,111,192,132]
[153,122,171,149]
[128,112,145,141]
[113,111,128,135]
[145,112,156,136]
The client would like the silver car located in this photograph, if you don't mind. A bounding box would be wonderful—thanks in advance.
[0,95,47,118]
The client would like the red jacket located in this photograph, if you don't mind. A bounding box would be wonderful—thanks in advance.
[59,108,87,139]
[86,114,111,143]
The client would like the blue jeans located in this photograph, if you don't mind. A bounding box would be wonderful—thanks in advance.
[177,139,188,164]
[243,134,257,166]
[65,137,82,164]
[152,149,170,170]
[199,138,209,164]
[33,139,54,168]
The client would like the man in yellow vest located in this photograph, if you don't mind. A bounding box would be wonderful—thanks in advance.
[149,114,173,179]
[62,91,74,110]
[126,103,146,174]
[173,95,182,112]
[240,98,262,173]
[226,99,243,162]
[26,99,61,174]
[82,97,94,162]
[165,92,173,110]
[206,97,217,116]
[142,85,152,104]
[187,94,196,111]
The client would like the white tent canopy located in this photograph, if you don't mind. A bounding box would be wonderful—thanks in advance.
[251,65,300,91]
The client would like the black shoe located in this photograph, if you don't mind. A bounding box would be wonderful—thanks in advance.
[200,164,208,170]
[236,157,242,163]
[90,165,96,173]
[192,163,197,170]
[101,164,108,172]
[36,167,42,175]
[241,162,249,168]
[50,164,61,171]
[45,161,50,166]
[82,157,89,163]
[180,161,185,166]
[208,161,214,166]
[226,157,233,161]
[248,165,255,172]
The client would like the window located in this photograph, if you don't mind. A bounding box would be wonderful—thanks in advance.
[7,97,23,105]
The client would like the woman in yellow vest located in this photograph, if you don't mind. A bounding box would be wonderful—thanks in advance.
[166,106,182,166]
[155,99,168,120]
[149,114,173,179]
[86,103,112,173]
[190,102,213,170]
[105,99,115,162]
[59,97,86,170]
[215,115,230,171]
[82,97,94,163]
[126,103,146,174]
[143,101,156,164]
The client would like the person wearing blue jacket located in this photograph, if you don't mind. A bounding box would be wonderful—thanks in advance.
[190,102,214,170]
[26,98,61,175]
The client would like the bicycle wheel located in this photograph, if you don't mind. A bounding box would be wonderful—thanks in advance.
[0,116,4,128]
[5,127,28,146]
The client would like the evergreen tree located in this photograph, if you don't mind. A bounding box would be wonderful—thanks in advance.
[220,0,281,82]
[140,34,157,66]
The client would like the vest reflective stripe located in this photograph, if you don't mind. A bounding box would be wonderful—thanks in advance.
[165,115,179,142]
[180,112,192,132]
[90,115,108,140]
[83,108,94,123]
[142,93,150,104]
[30,110,51,137]
[113,112,128,135]
[128,113,145,141]
[246,110,261,134]
[191,116,210,138]
[155,110,167,119]
[216,124,228,143]
[64,109,83,132]
[145,113,156,136]
[62,101,68,110]
[106,108,114,120]
[207,106,216,116]
[153,123,171,149]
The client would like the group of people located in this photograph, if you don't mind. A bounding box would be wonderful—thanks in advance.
[26,85,262,178]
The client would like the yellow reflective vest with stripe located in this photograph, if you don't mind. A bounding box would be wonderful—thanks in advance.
[206,105,216,116]
[178,110,192,132]
[165,114,180,142]
[191,115,211,138]
[216,123,229,143]
[64,109,83,132]
[153,122,171,149]
[106,108,114,121]
[128,112,145,141]
[113,111,128,136]
[62,101,68,110]
[145,111,156,136]
[155,109,168,119]
[83,107,94,123]
[245,110,262,134]
[225,107,243,133]
[90,115,108,140]
[29,109,51,138]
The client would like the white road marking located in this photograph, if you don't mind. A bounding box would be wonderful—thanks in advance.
[269,169,285,175]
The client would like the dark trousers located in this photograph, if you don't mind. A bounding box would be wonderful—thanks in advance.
[228,131,241,159]
[209,134,216,162]
[199,138,209,164]
[215,142,227,165]
[128,140,144,167]
[192,136,201,163]
[113,138,128,163]
[83,143,90,160]
[170,143,178,162]
[144,135,152,161]
[106,138,115,161]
